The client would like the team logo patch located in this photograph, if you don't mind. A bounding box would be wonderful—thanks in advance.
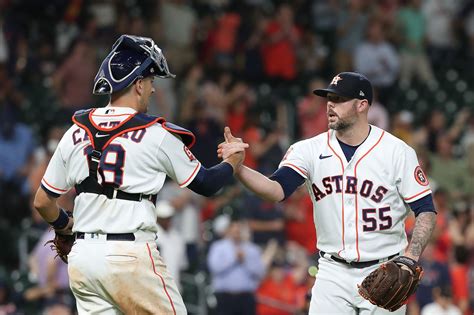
[414,166,429,186]
[183,145,196,161]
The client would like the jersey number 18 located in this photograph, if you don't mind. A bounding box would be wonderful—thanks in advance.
[84,144,125,187]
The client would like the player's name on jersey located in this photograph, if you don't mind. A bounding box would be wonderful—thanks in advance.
[311,175,387,202]
[72,127,147,145]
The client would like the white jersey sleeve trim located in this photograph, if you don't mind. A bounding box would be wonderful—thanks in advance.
[41,178,68,194]
[404,188,432,202]
[280,162,308,178]
[178,162,201,188]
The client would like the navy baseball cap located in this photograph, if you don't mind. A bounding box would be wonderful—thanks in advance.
[313,72,373,105]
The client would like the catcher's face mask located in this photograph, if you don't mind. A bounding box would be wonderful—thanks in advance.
[93,34,175,95]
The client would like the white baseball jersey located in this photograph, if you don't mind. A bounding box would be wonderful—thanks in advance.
[280,125,431,262]
[41,106,201,234]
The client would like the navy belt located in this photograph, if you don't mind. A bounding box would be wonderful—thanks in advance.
[75,232,135,241]
[320,251,398,268]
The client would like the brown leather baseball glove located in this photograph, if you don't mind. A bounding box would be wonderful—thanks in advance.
[45,211,75,264]
[358,256,423,311]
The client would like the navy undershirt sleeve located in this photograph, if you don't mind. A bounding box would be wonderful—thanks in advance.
[408,194,436,216]
[40,183,61,198]
[269,166,305,200]
[187,162,234,197]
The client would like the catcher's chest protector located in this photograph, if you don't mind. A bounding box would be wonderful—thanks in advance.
[72,108,195,198]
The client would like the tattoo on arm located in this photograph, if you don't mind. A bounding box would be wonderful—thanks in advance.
[406,212,436,260]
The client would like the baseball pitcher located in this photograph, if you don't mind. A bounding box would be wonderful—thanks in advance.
[219,72,436,314]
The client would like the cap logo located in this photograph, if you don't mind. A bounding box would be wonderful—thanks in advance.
[330,75,342,85]
[360,91,365,96]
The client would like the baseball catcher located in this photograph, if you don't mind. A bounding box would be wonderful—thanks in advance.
[358,256,423,312]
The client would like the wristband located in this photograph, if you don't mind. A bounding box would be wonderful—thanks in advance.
[48,208,69,230]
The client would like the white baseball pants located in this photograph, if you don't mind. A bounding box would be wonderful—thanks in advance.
[67,232,187,315]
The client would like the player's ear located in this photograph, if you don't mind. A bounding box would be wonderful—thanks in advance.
[358,99,369,113]
[135,78,144,96]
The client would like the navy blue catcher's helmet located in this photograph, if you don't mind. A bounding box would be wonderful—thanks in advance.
[93,35,175,95]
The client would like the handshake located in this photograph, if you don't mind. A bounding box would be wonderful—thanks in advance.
[217,126,249,174]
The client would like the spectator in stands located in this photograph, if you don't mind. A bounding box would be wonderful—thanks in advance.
[158,180,203,271]
[354,17,400,105]
[283,186,316,254]
[184,101,223,168]
[460,114,474,182]
[43,301,73,315]
[334,0,368,73]
[155,200,187,290]
[372,0,400,41]
[450,246,471,314]
[420,108,471,154]
[24,228,71,310]
[211,10,241,70]
[296,29,327,78]
[158,0,197,75]
[396,0,436,87]
[256,259,299,315]
[422,0,460,67]
[310,0,340,76]
[0,281,16,315]
[430,133,471,202]
[367,92,390,131]
[415,242,452,310]
[392,110,416,147]
[432,189,453,263]
[239,10,267,82]
[208,217,265,315]
[261,3,300,81]
[225,81,255,136]
[239,112,280,173]
[297,78,328,139]
[29,125,73,228]
[459,0,474,61]
[0,103,35,223]
[0,18,7,63]
[52,37,97,114]
[421,286,462,315]
[244,192,286,246]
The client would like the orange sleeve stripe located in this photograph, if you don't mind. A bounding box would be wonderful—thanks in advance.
[42,178,68,192]
[179,162,201,187]
[404,188,431,201]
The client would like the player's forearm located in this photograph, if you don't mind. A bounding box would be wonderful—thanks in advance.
[236,165,284,202]
[404,212,436,261]
[33,187,61,222]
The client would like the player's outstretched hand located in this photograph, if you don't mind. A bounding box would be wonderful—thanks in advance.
[217,127,249,160]
[218,127,248,173]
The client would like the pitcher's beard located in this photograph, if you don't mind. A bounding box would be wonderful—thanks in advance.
[329,118,354,131]
[328,102,358,131]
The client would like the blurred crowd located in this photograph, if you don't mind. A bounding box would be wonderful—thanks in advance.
[0,0,473,314]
